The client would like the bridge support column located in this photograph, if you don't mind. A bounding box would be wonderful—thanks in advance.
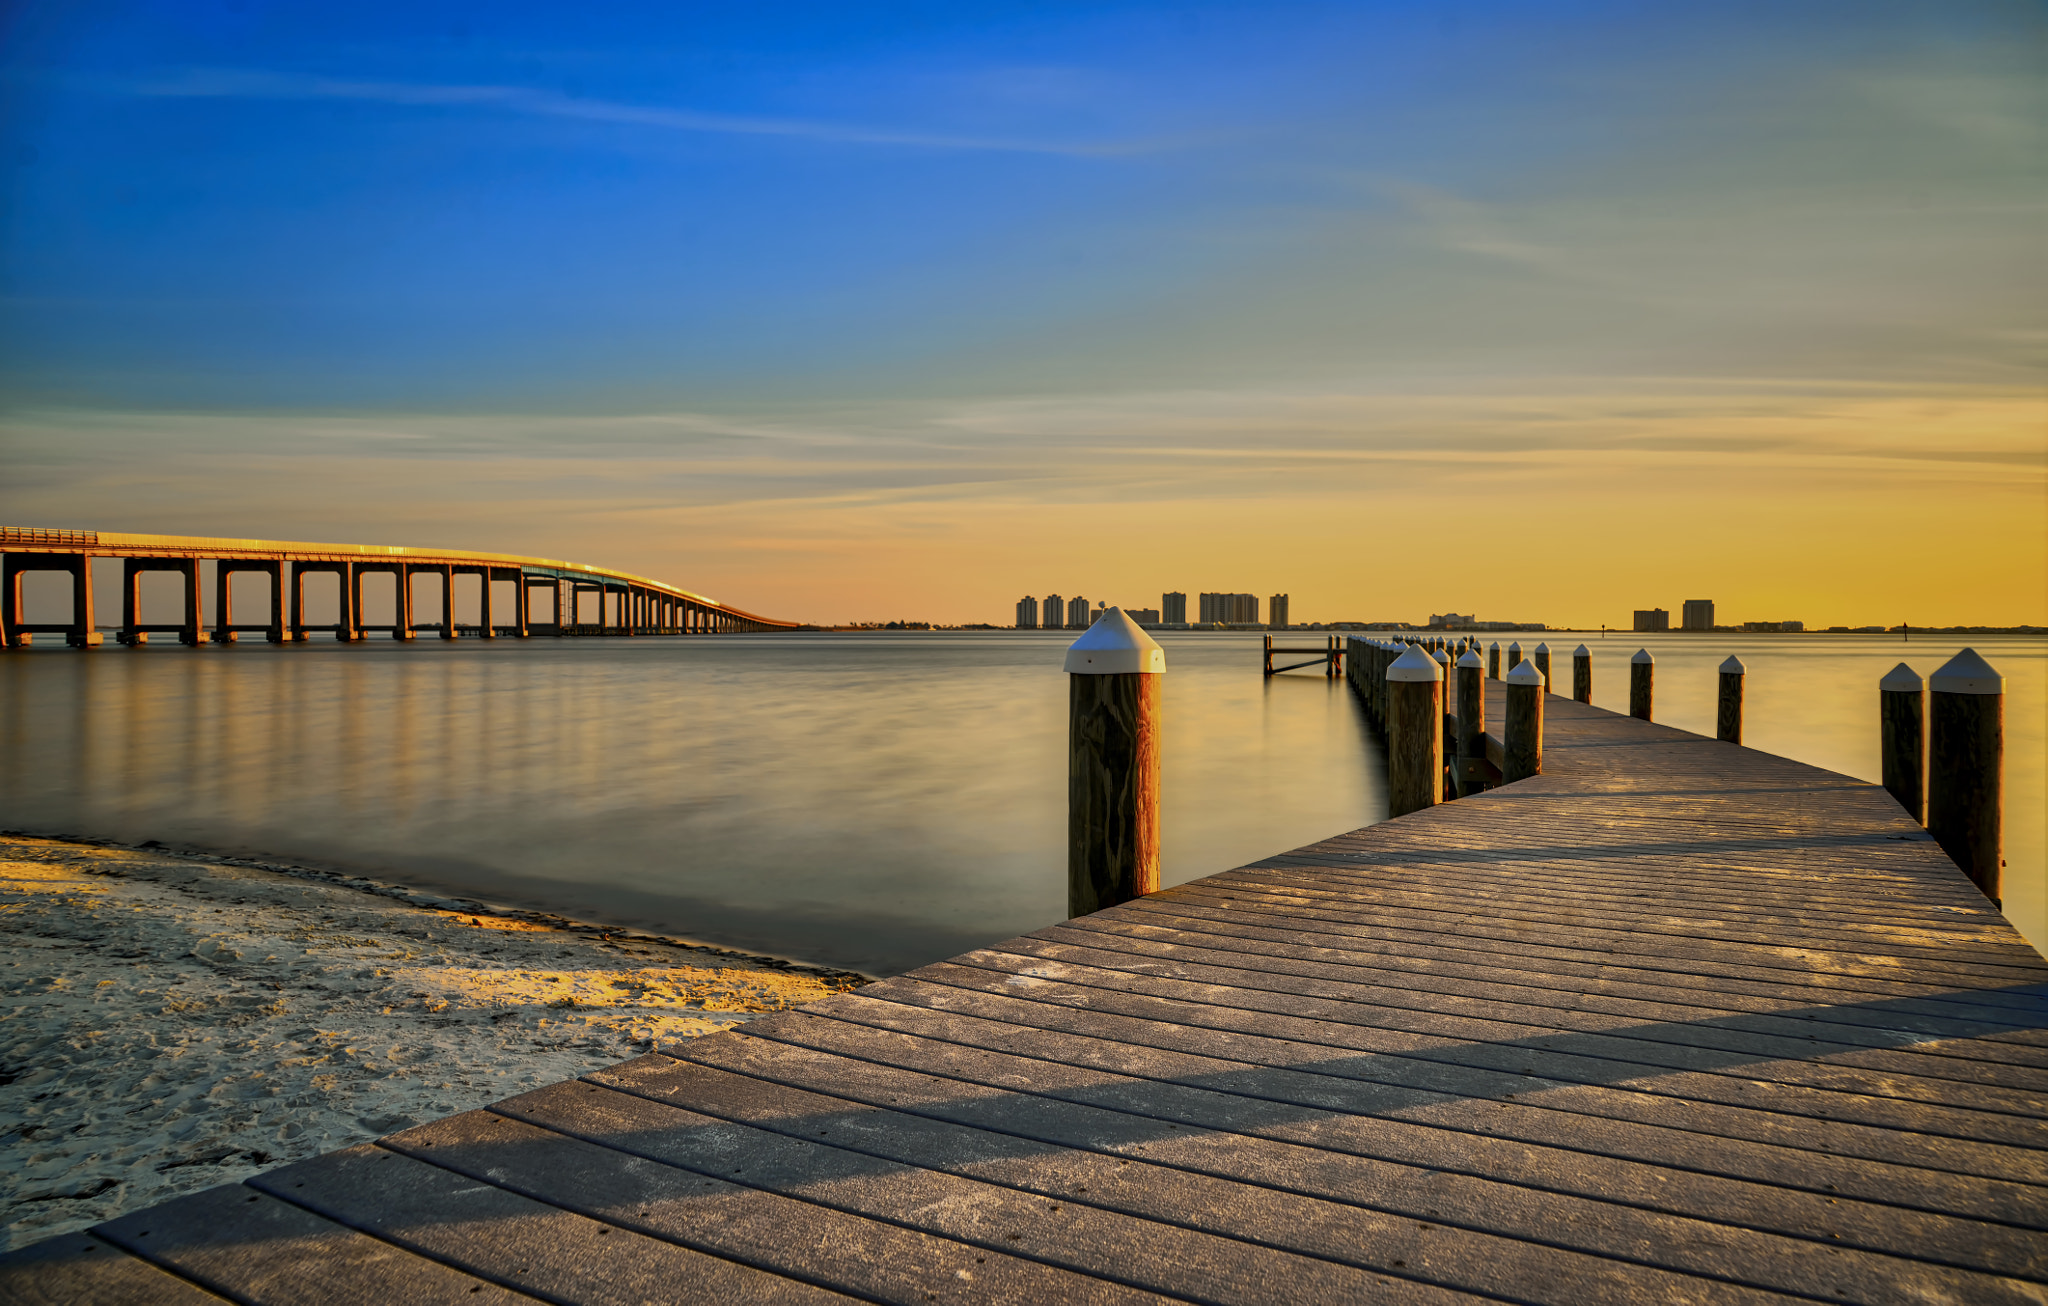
[479,567,495,639]
[395,564,415,640]
[2,552,99,647]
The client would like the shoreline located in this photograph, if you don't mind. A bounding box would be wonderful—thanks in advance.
[0,833,865,1252]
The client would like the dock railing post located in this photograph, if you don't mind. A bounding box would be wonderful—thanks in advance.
[1927,649,2003,904]
[1432,646,1455,800]
[1455,647,1485,797]
[1533,642,1551,693]
[1717,656,1744,744]
[1386,646,1442,818]
[1504,659,1544,782]
[1507,640,1522,673]
[1629,648,1654,720]
[1066,608,1165,918]
[1572,644,1591,704]
[1487,641,1501,680]
[1879,663,1926,825]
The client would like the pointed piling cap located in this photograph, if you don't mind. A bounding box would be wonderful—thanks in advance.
[1719,655,1745,675]
[1456,648,1483,668]
[1879,662,1923,693]
[1535,642,1550,655]
[1488,641,1501,652]
[1508,640,1522,653]
[1064,607,1165,674]
[1431,647,1450,666]
[1386,645,1443,682]
[1572,643,1590,657]
[1506,659,1544,686]
[1930,647,2002,695]
[1631,648,1654,664]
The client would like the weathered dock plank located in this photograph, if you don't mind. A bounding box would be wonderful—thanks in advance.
[6,690,2044,1303]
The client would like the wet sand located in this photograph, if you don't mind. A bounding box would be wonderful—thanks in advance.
[0,834,863,1252]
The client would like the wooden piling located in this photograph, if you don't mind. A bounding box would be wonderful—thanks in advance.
[1067,608,1165,918]
[1571,644,1591,704]
[1488,641,1501,680]
[1455,647,1485,797]
[1432,647,1455,800]
[1716,656,1744,745]
[1629,648,1653,720]
[1507,640,1522,672]
[1879,663,1925,825]
[1928,648,2003,904]
[1504,659,1544,782]
[1386,646,1443,818]
[1531,642,1550,694]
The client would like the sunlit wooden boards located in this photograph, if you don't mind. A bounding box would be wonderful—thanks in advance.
[4,692,2043,1303]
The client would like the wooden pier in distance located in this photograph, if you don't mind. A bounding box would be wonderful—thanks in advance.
[7,688,2046,1303]
[1263,632,1343,678]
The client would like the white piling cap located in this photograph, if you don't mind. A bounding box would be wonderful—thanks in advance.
[1386,646,1442,682]
[1506,659,1544,685]
[1879,662,1923,693]
[1930,647,2003,695]
[1488,641,1501,652]
[1719,655,1745,675]
[1431,647,1450,664]
[1572,644,1590,657]
[1064,607,1165,674]
[1535,642,1550,655]
[1631,648,1654,664]
[1508,641,1521,653]
[1456,649,1482,668]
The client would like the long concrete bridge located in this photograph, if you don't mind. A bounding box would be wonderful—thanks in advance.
[0,527,804,646]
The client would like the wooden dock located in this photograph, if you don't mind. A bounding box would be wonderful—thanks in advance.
[7,688,2045,1303]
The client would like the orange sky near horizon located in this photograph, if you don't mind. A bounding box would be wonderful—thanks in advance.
[4,378,2041,630]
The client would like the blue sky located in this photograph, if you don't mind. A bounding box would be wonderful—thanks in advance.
[1,1,2042,624]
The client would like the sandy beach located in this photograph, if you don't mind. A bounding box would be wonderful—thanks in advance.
[0,834,864,1252]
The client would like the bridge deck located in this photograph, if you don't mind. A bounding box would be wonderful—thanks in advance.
[7,692,2045,1303]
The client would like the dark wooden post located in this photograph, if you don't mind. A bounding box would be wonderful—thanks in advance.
[1067,607,1164,918]
[1487,641,1501,680]
[1455,648,1485,797]
[1506,640,1522,673]
[1629,648,1653,720]
[1503,659,1544,782]
[1716,655,1744,744]
[1928,649,2003,904]
[1533,642,1551,694]
[1432,647,1455,800]
[1386,645,1442,818]
[1879,662,1925,825]
[1571,644,1591,704]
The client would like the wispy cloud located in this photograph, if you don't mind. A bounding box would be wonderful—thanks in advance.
[124,67,1181,158]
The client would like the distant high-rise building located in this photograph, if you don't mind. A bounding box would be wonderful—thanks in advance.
[1199,592,1260,624]
[1067,595,1091,629]
[1043,594,1063,628]
[1162,592,1187,625]
[1633,608,1670,632]
[1268,594,1290,629]
[1015,596,1039,629]
[1681,599,1715,631]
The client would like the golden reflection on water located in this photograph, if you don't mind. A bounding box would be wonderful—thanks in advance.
[2,631,2038,971]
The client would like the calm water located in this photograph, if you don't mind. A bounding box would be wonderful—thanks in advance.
[1,631,2038,973]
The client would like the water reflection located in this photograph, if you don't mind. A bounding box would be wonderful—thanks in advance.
[0,633,1382,976]
[1,631,2036,973]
